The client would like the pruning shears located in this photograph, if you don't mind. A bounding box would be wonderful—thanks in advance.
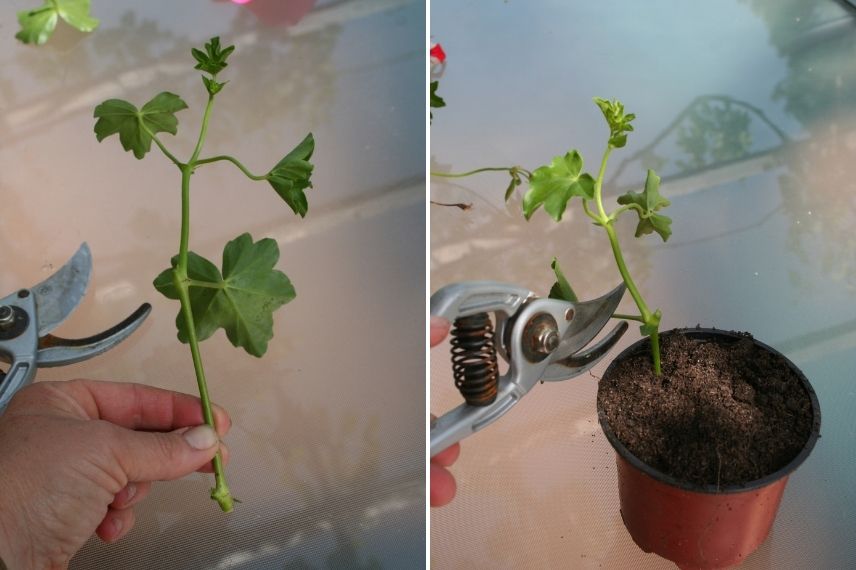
[0,244,151,411]
[430,281,628,457]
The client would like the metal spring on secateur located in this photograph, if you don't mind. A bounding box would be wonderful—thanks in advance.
[451,313,499,406]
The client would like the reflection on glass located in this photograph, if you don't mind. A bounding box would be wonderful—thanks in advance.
[2,9,340,145]
[610,95,790,188]
[213,0,318,27]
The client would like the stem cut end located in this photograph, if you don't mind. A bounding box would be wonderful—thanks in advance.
[211,484,234,512]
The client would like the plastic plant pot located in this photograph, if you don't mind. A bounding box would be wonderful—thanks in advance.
[597,329,821,570]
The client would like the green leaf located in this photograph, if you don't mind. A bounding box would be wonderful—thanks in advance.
[593,97,635,149]
[547,257,578,302]
[153,233,296,357]
[267,133,315,217]
[56,0,98,31]
[16,0,99,45]
[616,169,672,241]
[430,81,445,122]
[193,36,236,76]
[504,171,521,202]
[93,92,188,159]
[522,151,595,221]
[16,7,57,44]
[430,81,446,109]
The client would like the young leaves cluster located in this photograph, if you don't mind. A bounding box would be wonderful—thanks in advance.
[594,97,635,149]
[16,0,99,45]
[192,37,235,95]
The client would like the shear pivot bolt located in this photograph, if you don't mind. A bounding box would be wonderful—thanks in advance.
[537,329,559,353]
[522,313,560,362]
[0,306,14,329]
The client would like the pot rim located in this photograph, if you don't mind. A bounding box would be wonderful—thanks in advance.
[597,327,822,494]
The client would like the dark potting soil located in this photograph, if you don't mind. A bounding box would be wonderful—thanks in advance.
[597,331,814,487]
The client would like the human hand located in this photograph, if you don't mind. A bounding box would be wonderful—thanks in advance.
[430,316,460,507]
[0,379,231,569]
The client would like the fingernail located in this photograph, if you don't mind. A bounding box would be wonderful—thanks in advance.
[183,425,218,450]
[125,483,137,502]
[113,516,123,535]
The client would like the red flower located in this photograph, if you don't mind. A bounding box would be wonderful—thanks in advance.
[430,43,446,64]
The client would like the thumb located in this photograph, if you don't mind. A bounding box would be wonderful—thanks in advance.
[109,424,220,482]
[430,316,450,347]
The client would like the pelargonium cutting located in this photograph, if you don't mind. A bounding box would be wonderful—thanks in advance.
[93,36,315,511]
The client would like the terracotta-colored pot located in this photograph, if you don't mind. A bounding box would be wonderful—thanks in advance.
[598,329,821,569]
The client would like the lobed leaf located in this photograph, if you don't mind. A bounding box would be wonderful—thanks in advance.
[616,169,672,241]
[93,92,188,159]
[522,151,595,221]
[154,233,296,357]
[16,0,99,45]
[267,133,315,217]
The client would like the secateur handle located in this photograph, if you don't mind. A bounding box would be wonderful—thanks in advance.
[0,290,39,411]
[432,282,572,456]
[430,281,532,322]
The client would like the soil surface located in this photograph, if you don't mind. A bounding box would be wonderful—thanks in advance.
[597,330,815,487]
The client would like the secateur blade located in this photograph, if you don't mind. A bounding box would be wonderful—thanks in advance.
[540,282,627,382]
[37,303,152,367]
[554,282,625,358]
[31,243,91,336]
[0,244,151,411]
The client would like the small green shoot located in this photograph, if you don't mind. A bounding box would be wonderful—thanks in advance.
[16,0,99,45]
[432,98,668,374]
[94,37,315,511]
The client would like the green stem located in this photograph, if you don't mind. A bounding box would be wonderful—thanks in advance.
[581,199,600,223]
[613,313,645,323]
[593,145,662,375]
[168,91,234,511]
[610,203,644,221]
[190,93,216,164]
[177,166,192,272]
[650,327,662,376]
[593,147,612,221]
[148,132,183,168]
[431,166,518,178]
[603,224,651,320]
[194,155,267,180]
[173,272,233,512]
